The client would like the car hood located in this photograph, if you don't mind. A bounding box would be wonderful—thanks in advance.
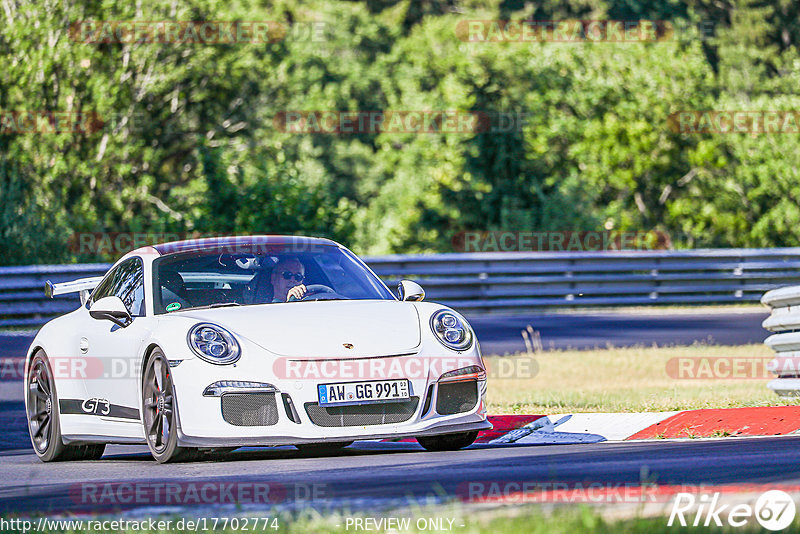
[177,300,421,358]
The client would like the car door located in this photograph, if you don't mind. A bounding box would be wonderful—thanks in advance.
[83,257,150,424]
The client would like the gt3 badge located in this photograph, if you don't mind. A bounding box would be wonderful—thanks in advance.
[81,398,111,416]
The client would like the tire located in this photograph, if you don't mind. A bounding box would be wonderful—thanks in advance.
[295,441,353,453]
[26,351,106,462]
[416,431,478,452]
[142,348,196,463]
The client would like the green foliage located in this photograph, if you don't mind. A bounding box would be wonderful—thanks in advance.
[0,0,798,263]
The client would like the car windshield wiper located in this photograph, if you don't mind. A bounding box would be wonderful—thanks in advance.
[189,302,242,310]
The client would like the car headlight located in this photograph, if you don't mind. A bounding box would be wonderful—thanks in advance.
[187,323,241,364]
[430,310,473,351]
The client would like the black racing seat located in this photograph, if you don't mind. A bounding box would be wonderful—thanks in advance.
[160,270,191,310]
[244,268,275,304]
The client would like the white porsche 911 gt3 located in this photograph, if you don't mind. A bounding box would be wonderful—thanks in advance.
[25,236,490,462]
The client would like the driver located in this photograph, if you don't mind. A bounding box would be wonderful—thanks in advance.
[270,257,307,302]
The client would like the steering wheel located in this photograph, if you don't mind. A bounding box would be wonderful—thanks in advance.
[288,284,339,302]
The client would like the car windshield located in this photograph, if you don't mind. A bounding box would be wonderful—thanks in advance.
[151,245,395,314]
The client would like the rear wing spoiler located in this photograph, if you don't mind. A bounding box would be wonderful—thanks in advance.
[44,276,104,305]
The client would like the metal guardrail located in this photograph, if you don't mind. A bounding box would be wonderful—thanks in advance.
[2,248,800,328]
[368,248,800,310]
[762,285,800,396]
[0,263,110,327]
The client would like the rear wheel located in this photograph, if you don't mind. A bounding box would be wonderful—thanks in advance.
[26,351,106,461]
[417,431,478,451]
[142,348,196,463]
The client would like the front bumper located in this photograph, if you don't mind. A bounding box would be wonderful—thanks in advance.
[176,420,492,448]
[169,343,490,448]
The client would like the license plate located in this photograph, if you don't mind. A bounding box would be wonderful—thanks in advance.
[318,379,410,406]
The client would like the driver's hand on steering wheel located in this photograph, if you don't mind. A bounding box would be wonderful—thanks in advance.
[287,284,307,302]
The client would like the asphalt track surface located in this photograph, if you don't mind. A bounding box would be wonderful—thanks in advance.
[0,309,776,517]
[1,437,800,516]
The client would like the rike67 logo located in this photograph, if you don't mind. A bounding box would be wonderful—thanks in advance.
[668,490,796,531]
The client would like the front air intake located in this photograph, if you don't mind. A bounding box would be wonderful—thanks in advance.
[221,393,279,426]
[436,381,478,415]
[304,398,419,427]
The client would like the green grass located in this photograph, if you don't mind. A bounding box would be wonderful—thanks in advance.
[21,505,796,533]
[483,343,796,414]
[277,508,800,534]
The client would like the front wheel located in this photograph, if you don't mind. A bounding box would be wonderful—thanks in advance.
[142,348,196,463]
[416,431,478,451]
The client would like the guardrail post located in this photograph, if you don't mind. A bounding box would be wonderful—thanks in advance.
[734,253,744,298]
[650,257,660,301]
[565,257,575,302]
[479,260,489,306]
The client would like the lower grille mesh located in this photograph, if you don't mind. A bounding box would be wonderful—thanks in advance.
[305,397,419,427]
[436,381,478,415]
[221,393,279,426]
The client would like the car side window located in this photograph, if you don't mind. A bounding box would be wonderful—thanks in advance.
[89,258,146,316]
[112,258,146,316]
[88,266,119,306]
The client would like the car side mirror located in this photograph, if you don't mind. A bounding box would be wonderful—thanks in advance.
[398,280,425,302]
[89,296,132,327]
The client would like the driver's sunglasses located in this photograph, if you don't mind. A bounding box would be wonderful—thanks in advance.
[281,271,305,282]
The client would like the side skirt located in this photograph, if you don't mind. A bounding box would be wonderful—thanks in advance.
[62,434,146,445]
